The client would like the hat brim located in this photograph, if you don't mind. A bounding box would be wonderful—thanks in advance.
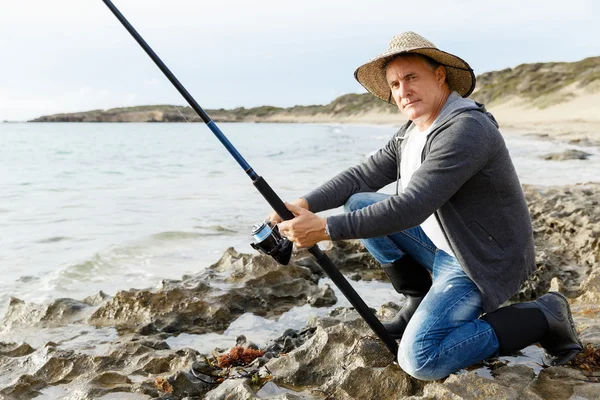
[354,47,476,105]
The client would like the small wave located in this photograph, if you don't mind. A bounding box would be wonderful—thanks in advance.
[152,231,205,240]
[16,275,40,283]
[36,236,71,244]
[59,256,104,280]
[192,225,238,235]
[266,151,285,158]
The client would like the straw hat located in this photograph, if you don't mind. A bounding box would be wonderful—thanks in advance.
[354,32,476,105]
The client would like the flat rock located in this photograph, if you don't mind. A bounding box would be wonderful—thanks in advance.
[89,248,331,335]
[541,149,592,161]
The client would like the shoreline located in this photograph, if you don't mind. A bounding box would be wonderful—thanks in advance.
[18,116,600,147]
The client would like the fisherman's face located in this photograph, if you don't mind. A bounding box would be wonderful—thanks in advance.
[385,55,448,126]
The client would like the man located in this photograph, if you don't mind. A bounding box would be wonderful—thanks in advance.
[270,32,582,380]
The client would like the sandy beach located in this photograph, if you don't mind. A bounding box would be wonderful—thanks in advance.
[252,91,600,146]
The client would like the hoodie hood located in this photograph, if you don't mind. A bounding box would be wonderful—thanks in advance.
[430,91,499,132]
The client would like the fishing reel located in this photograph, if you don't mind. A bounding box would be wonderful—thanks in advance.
[251,220,293,265]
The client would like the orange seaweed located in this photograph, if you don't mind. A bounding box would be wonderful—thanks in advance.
[217,346,265,368]
[154,377,173,393]
[570,344,600,371]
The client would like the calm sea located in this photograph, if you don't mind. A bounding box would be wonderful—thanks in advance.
[0,122,598,352]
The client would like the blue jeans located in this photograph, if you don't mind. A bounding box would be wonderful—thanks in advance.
[345,193,500,380]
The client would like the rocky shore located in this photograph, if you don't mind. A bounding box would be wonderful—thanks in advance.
[1,182,600,399]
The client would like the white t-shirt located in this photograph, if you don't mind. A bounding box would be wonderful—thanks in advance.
[400,124,455,257]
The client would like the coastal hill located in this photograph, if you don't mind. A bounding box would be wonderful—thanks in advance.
[31,56,600,140]
[30,92,399,124]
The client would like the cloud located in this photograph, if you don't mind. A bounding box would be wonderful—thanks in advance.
[1,0,599,120]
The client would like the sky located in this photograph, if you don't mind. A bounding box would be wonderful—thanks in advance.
[1,0,599,121]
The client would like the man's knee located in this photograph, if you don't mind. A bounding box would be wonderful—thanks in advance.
[398,337,450,381]
[344,193,366,213]
[344,192,390,213]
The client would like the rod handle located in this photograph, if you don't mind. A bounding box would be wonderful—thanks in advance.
[252,176,294,221]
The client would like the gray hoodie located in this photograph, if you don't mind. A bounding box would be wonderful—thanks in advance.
[303,94,536,312]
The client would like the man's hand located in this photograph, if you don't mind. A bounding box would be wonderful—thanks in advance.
[267,198,309,224]
[277,202,329,248]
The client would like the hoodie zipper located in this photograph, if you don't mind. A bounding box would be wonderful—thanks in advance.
[421,130,457,256]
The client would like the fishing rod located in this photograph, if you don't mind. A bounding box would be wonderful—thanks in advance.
[101,0,398,356]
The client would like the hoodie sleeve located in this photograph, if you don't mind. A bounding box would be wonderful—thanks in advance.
[302,129,405,213]
[325,116,499,240]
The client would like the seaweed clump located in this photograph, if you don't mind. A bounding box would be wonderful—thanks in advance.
[217,346,266,368]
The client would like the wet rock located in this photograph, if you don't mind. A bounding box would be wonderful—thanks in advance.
[293,254,326,279]
[236,335,258,350]
[208,248,316,286]
[1,297,44,331]
[83,290,113,306]
[33,352,94,385]
[265,316,373,386]
[342,336,395,369]
[491,364,537,390]
[42,298,90,323]
[406,373,524,400]
[571,305,600,347]
[167,370,215,397]
[526,366,600,399]
[574,271,600,305]
[0,345,91,397]
[137,338,171,351]
[378,302,402,322]
[90,248,330,335]
[86,371,134,397]
[1,297,92,330]
[512,184,600,302]
[203,378,255,400]
[326,306,365,323]
[321,364,414,400]
[541,149,591,161]
[307,283,337,307]
[0,374,46,399]
[325,240,386,281]
[263,327,316,358]
[89,281,230,335]
[89,371,132,386]
[0,342,35,357]
[140,355,176,374]
[264,313,419,399]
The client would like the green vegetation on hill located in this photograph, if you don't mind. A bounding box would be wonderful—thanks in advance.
[30,93,397,123]
[472,56,600,107]
[30,56,600,122]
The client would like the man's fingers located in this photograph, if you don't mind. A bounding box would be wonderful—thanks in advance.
[284,202,306,216]
[278,221,290,236]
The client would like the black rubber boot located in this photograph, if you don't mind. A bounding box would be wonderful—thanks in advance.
[381,255,432,340]
[481,292,583,366]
